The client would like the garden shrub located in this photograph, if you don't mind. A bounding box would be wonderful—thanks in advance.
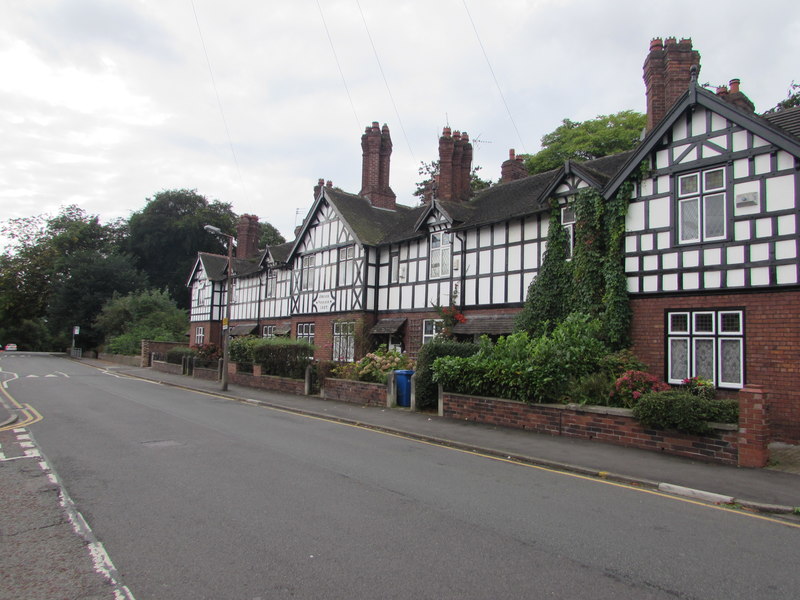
[633,390,739,435]
[251,338,315,379]
[597,349,648,380]
[165,346,196,364]
[681,376,716,401]
[609,370,670,408]
[433,314,608,403]
[415,338,480,410]
[332,346,414,384]
[567,371,615,405]
[229,335,257,365]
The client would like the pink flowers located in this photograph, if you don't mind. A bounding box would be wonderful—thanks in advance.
[611,370,670,408]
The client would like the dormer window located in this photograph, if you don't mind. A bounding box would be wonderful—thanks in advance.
[678,168,726,244]
[429,232,451,279]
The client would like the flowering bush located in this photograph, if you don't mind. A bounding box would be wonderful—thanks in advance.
[682,376,716,400]
[432,288,467,337]
[333,346,414,384]
[192,343,221,361]
[610,370,670,408]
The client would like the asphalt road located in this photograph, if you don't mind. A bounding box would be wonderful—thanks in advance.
[2,353,798,600]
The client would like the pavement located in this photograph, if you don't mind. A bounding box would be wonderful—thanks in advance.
[2,356,799,517]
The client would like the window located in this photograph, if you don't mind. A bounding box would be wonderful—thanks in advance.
[422,319,444,344]
[667,310,743,388]
[678,168,726,244]
[390,254,399,283]
[429,232,451,279]
[263,325,275,338]
[332,321,355,362]
[561,205,576,259]
[195,326,205,346]
[301,255,316,290]
[266,273,277,298]
[297,322,315,345]
[338,246,355,286]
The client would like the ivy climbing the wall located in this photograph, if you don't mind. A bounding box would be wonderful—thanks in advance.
[516,178,635,350]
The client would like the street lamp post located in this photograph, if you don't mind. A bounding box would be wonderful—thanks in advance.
[204,225,234,391]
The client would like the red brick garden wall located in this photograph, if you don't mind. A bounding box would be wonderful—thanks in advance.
[630,291,800,443]
[443,392,740,465]
[323,378,387,407]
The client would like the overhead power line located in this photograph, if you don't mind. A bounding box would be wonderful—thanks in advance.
[190,0,246,199]
[316,0,362,130]
[461,0,527,153]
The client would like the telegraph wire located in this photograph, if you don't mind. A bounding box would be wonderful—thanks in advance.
[190,0,247,200]
[316,0,362,130]
[461,0,527,153]
[355,0,415,159]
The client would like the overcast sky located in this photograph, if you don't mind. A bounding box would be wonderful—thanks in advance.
[1,0,798,247]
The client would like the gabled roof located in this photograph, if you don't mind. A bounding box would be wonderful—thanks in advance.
[603,85,800,197]
[186,252,228,286]
[762,105,800,139]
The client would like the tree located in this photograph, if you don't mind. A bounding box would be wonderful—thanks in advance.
[258,221,286,247]
[0,206,129,348]
[525,110,646,175]
[95,289,188,355]
[762,81,800,115]
[126,189,237,308]
[47,252,148,350]
[413,161,493,199]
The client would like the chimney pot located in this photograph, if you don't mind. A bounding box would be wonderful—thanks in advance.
[326,180,333,187]
[649,38,663,51]
[729,78,740,93]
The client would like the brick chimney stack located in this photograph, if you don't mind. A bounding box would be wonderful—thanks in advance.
[314,177,325,200]
[437,127,473,202]
[501,149,528,183]
[236,214,260,259]
[643,37,701,130]
[360,121,396,210]
[719,78,756,113]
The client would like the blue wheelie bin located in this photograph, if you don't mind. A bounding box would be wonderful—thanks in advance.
[394,370,414,407]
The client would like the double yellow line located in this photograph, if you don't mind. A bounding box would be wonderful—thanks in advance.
[0,375,43,431]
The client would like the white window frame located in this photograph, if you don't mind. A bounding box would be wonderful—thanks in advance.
[301,255,316,291]
[297,322,315,346]
[266,273,277,298]
[561,204,576,259]
[429,232,451,279]
[195,326,205,346]
[677,168,727,244]
[422,319,444,344]
[337,246,355,287]
[666,309,743,388]
[332,321,356,362]
[263,325,275,338]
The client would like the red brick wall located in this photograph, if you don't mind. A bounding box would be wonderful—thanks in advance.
[630,291,800,443]
[444,392,739,465]
[229,371,306,395]
[323,378,387,407]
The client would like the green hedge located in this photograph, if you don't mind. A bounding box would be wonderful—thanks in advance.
[633,390,738,435]
[433,314,608,403]
[251,338,315,379]
[165,346,196,364]
[415,339,480,410]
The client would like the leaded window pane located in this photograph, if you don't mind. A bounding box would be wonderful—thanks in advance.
[669,339,689,381]
[694,313,714,333]
[720,339,742,386]
[680,198,699,242]
[694,339,715,381]
[561,206,576,224]
[704,169,724,191]
[720,312,741,334]
[704,194,726,239]
[670,313,689,333]
[679,174,699,196]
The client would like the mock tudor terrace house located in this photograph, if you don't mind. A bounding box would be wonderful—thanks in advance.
[187,38,800,444]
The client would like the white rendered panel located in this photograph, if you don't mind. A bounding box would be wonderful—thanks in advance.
[766,175,795,212]
[777,264,798,284]
[750,267,769,286]
[507,273,521,303]
[648,196,670,228]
